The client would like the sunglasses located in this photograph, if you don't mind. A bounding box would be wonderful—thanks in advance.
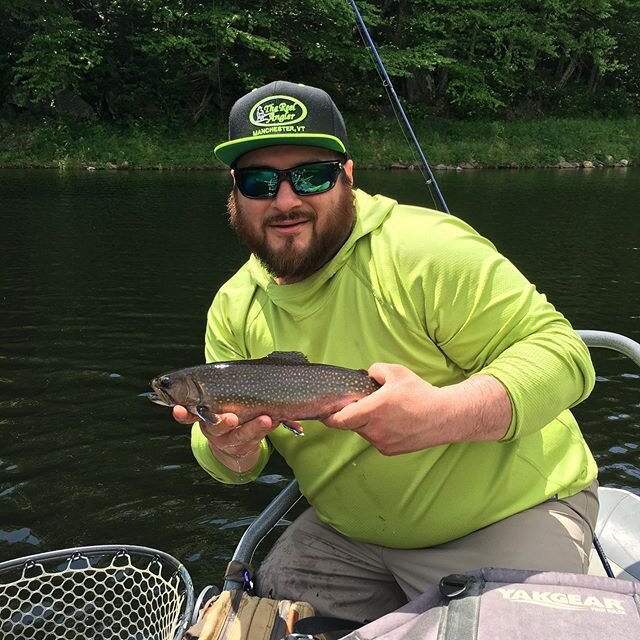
[234,160,344,199]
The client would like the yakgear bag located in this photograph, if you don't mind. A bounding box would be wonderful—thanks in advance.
[341,568,640,640]
[184,589,320,640]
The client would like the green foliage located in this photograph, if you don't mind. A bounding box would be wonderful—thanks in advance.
[0,0,639,120]
[13,14,102,106]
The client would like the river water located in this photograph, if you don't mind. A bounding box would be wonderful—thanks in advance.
[0,167,638,591]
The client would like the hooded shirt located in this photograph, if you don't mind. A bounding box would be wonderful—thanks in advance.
[191,189,597,548]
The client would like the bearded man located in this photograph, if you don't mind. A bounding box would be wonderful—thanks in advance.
[173,81,599,626]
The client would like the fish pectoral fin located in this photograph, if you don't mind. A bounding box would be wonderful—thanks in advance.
[194,405,220,425]
[280,420,305,436]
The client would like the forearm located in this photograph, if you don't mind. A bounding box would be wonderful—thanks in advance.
[479,321,595,440]
[440,374,512,443]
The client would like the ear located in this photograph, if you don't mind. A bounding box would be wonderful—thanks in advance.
[343,159,354,183]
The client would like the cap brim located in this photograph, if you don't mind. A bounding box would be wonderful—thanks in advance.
[214,133,347,166]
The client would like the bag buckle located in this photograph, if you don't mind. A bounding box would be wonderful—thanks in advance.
[439,574,477,598]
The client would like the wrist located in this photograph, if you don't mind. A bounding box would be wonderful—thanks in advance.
[208,440,262,472]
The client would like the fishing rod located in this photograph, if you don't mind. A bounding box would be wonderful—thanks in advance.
[346,0,450,214]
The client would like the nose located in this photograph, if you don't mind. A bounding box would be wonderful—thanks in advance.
[272,177,304,211]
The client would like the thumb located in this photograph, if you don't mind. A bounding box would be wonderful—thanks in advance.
[173,405,199,425]
[367,362,398,386]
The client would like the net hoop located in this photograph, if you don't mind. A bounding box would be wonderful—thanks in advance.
[0,544,194,640]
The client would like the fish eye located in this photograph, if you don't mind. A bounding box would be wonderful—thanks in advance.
[159,376,171,388]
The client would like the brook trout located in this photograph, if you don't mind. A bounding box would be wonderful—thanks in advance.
[144,351,380,435]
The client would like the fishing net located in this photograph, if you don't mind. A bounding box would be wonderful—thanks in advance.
[0,544,194,640]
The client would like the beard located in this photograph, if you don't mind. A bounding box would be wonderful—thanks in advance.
[227,181,355,283]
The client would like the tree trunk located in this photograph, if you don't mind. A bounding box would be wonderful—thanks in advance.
[557,56,579,89]
[588,63,600,93]
[393,0,409,46]
[436,67,449,97]
[192,65,220,123]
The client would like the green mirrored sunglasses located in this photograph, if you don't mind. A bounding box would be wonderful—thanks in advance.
[234,160,344,199]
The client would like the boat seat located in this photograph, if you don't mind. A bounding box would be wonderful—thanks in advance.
[589,486,640,581]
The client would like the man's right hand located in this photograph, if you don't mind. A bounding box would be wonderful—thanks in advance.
[173,406,276,472]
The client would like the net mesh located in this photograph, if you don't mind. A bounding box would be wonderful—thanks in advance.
[0,546,192,640]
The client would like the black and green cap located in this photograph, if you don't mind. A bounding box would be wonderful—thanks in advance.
[214,81,348,167]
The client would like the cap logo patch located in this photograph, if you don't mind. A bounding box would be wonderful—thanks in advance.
[250,95,308,128]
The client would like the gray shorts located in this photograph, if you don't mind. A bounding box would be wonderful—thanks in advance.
[255,481,599,626]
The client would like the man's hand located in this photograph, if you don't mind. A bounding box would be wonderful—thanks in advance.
[322,364,512,455]
[173,406,276,471]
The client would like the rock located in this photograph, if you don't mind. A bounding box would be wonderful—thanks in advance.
[52,89,96,120]
[582,161,595,169]
[105,162,118,170]
[499,162,520,169]
[618,159,629,167]
[558,161,579,169]
[457,161,477,170]
[434,164,449,170]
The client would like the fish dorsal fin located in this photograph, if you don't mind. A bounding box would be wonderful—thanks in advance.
[261,351,310,365]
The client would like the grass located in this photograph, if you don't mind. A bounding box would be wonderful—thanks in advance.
[347,116,640,168]
[0,114,638,170]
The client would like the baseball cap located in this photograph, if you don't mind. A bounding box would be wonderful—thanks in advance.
[214,81,349,166]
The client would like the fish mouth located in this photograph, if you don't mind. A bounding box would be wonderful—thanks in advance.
[143,380,175,407]
[139,391,166,405]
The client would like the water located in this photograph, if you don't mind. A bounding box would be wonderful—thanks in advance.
[0,167,638,591]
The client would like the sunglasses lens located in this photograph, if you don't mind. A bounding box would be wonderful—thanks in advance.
[291,163,340,194]
[236,169,279,198]
[235,161,342,199]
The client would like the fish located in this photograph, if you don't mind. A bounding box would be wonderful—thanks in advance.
[143,351,381,436]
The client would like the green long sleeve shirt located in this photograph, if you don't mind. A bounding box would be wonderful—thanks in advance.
[191,189,597,548]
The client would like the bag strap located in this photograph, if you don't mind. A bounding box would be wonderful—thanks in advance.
[435,574,484,640]
[224,560,256,594]
[294,614,362,636]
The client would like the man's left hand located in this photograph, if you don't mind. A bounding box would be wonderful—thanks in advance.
[322,363,511,455]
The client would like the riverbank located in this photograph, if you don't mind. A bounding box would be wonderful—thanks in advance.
[0,115,638,170]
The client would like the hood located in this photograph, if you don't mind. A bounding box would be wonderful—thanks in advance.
[246,189,396,314]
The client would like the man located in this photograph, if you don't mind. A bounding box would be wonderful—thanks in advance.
[174,80,598,625]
